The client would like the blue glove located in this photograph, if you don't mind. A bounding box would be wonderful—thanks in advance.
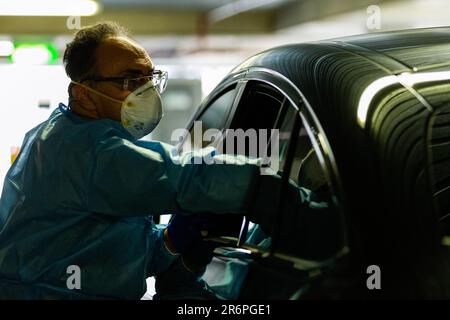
[166,214,204,255]
[182,239,217,270]
[166,213,243,255]
[181,214,243,270]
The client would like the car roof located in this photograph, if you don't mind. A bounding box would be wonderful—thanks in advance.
[334,27,450,71]
[222,27,450,151]
[227,27,450,126]
[231,27,450,78]
[223,27,450,198]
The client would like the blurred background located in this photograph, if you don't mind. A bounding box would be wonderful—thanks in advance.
[0,0,449,191]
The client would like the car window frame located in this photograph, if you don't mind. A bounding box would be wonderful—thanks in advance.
[244,68,346,212]
[238,68,348,266]
[180,67,347,267]
[227,80,285,130]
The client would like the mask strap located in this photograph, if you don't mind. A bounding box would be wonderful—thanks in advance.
[71,81,123,105]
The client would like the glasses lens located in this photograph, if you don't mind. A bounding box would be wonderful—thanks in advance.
[127,71,167,93]
[127,76,151,91]
[155,71,168,94]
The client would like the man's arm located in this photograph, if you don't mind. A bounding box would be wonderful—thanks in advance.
[86,136,261,217]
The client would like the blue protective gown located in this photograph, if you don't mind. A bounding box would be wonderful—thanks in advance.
[0,104,260,299]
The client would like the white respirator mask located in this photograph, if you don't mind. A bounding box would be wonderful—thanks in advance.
[72,80,163,139]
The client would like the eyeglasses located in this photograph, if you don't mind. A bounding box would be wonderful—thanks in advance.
[85,70,168,93]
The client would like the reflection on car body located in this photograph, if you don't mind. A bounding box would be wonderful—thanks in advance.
[180,27,450,299]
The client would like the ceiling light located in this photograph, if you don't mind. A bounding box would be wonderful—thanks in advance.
[11,43,58,65]
[0,40,14,56]
[0,0,100,16]
[209,0,284,23]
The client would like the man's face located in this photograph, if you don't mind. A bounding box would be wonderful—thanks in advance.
[78,36,154,121]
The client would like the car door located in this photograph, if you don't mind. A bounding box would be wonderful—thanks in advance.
[240,94,346,299]
[198,70,346,299]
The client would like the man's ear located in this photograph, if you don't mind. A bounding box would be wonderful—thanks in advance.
[72,84,95,110]
[71,84,99,118]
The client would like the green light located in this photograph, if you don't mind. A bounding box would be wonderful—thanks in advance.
[10,42,58,65]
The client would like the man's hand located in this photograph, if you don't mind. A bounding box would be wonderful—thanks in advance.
[165,213,243,271]
[165,214,203,255]
[180,240,218,273]
[166,213,243,254]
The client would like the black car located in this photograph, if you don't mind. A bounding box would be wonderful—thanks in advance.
[178,27,450,299]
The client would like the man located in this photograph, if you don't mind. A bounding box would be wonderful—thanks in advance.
[0,22,260,299]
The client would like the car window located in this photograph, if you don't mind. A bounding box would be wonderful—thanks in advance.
[277,104,297,172]
[182,85,237,151]
[223,81,285,157]
[274,103,317,176]
[288,118,331,200]
[200,86,237,132]
[229,82,283,131]
[230,82,344,261]
[220,81,291,251]
[273,111,344,262]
